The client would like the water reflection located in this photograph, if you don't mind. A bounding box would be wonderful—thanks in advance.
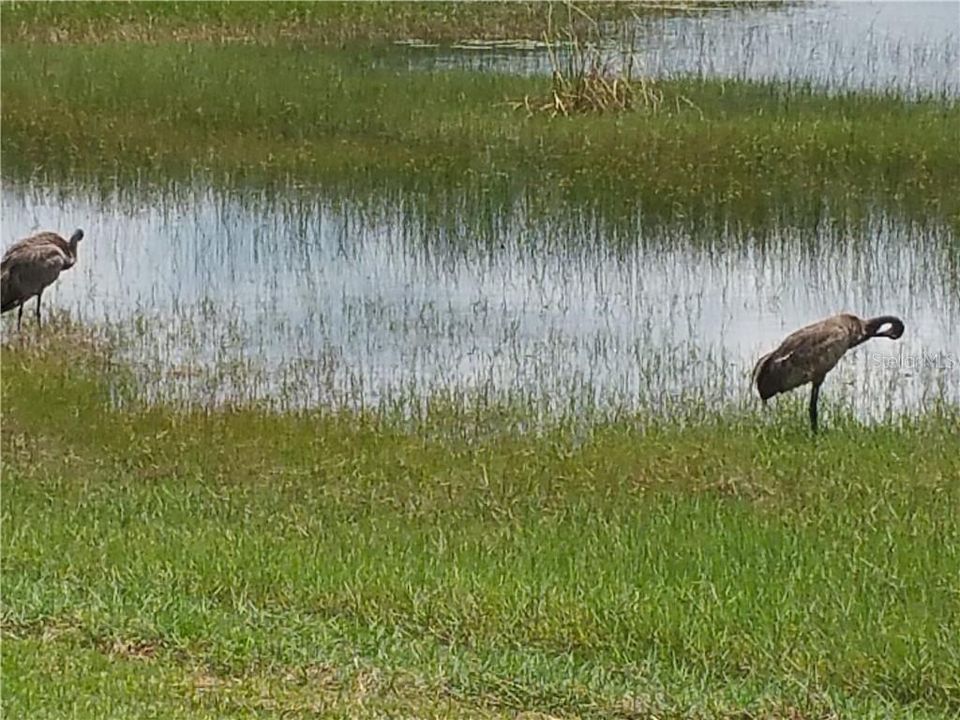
[409,2,960,97]
[2,182,958,418]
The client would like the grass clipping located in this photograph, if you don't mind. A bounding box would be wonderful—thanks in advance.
[513,8,662,116]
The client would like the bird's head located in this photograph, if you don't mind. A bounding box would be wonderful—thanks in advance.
[866,315,905,340]
[69,229,84,245]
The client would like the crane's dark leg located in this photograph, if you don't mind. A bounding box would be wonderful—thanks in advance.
[35,291,42,329]
[16,302,23,332]
[809,381,822,433]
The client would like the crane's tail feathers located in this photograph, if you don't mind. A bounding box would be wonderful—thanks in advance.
[1,275,17,314]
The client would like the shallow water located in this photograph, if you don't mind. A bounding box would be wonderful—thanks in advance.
[409,1,960,97]
[3,2,959,419]
[3,182,957,418]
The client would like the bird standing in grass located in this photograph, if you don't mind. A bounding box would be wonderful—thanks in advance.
[753,312,905,432]
[1,229,84,331]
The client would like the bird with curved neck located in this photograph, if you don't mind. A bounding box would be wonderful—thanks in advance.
[752,312,905,432]
[1,229,84,331]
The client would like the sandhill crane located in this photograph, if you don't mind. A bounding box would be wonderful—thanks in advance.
[1,229,84,331]
[752,312,905,432]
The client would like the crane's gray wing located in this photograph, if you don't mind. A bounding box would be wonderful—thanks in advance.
[754,323,851,398]
[2,234,70,268]
[0,242,72,298]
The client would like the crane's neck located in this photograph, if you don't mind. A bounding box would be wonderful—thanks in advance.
[67,230,84,257]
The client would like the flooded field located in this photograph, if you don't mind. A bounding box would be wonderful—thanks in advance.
[2,2,958,421]
[414,1,960,97]
[3,182,957,418]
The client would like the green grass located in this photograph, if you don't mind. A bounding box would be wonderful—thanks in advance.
[3,328,960,718]
[0,1,766,45]
[2,5,959,715]
[2,42,958,232]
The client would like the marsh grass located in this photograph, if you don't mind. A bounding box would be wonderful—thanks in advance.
[2,43,958,230]
[0,1,774,46]
[521,2,715,119]
[541,36,657,116]
[513,6,657,117]
[3,324,960,719]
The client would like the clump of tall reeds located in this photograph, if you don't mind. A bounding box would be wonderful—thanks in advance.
[513,4,662,116]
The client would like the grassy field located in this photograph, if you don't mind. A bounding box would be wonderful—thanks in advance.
[3,324,960,719]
